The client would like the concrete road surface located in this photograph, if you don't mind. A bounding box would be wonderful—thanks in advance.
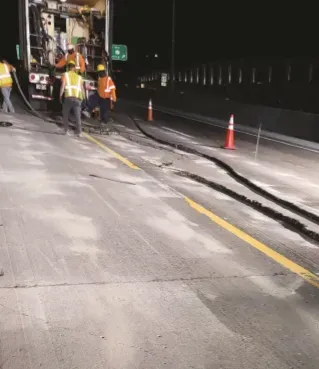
[116,100,319,217]
[0,113,318,369]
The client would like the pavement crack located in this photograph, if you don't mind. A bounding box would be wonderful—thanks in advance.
[89,174,136,185]
[0,272,293,290]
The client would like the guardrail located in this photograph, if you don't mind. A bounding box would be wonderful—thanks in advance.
[138,58,319,113]
[140,59,318,86]
[120,87,319,144]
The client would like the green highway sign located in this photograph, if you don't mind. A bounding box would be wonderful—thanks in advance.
[112,44,128,61]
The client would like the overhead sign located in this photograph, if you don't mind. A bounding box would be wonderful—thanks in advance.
[112,45,128,61]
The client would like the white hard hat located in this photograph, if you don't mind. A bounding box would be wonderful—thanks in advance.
[67,44,74,50]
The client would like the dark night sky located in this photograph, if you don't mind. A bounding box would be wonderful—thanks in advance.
[113,1,318,70]
[2,0,318,71]
[1,0,19,63]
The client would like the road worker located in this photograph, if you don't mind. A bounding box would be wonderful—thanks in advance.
[83,64,116,124]
[59,60,85,137]
[56,44,86,74]
[0,58,16,113]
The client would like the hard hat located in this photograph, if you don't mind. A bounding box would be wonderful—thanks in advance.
[68,60,76,66]
[97,64,105,72]
[67,44,74,50]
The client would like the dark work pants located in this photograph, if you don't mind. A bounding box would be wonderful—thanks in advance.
[63,97,82,134]
[87,92,110,123]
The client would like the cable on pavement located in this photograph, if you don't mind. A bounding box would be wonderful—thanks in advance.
[128,114,319,227]
[175,170,319,244]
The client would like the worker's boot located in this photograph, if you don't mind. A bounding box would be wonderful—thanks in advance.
[82,110,91,118]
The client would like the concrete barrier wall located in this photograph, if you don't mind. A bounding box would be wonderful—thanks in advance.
[120,87,319,143]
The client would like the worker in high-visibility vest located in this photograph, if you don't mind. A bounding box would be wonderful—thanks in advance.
[59,60,85,137]
[0,58,16,113]
[83,64,116,124]
[56,44,86,74]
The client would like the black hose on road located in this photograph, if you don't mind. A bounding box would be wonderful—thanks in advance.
[176,170,319,244]
[124,115,319,244]
[128,115,319,227]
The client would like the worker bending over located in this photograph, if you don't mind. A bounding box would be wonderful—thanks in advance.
[0,58,16,113]
[56,44,86,74]
[84,64,116,124]
[59,60,85,137]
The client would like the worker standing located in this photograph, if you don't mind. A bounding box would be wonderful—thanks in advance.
[0,58,16,113]
[59,60,85,137]
[56,44,86,74]
[84,64,116,125]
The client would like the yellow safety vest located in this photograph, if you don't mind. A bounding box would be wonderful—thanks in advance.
[0,63,13,88]
[64,71,83,100]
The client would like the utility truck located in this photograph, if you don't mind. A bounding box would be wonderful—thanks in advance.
[18,0,110,109]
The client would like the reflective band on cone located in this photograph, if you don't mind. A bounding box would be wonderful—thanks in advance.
[224,114,235,150]
[147,98,153,121]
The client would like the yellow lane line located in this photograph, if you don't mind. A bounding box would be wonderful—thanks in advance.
[83,132,140,170]
[83,130,319,289]
[185,196,319,289]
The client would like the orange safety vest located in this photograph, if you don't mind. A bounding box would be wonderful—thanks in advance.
[97,76,116,100]
[56,52,85,73]
[0,63,13,88]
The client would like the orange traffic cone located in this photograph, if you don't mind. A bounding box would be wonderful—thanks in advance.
[224,114,235,150]
[147,99,153,121]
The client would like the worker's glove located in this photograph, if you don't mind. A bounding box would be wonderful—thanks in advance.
[110,101,116,110]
